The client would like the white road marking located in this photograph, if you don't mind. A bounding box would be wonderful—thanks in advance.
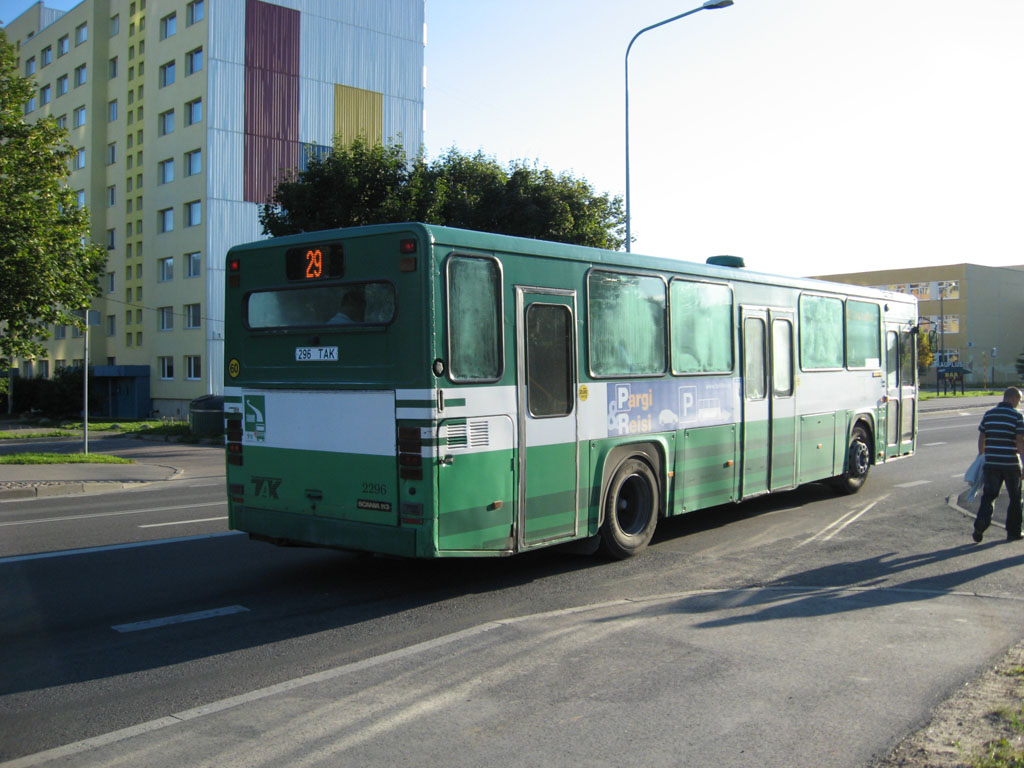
[797,496,886,547]
[0,531,244,565]
[0,501,226,527]
[923,441,947,446]
[112,605,249,633]
[895,480,931,488]
[138,516,228,529]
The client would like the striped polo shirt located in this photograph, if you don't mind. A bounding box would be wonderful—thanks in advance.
[979,402,1024,467]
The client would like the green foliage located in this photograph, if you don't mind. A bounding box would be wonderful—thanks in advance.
[0,30,106,365]
[0,367,100,418]
[917,329,934,376]
[260,137,626,250]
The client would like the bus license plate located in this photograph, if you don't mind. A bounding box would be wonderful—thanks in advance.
[295,346,338,362]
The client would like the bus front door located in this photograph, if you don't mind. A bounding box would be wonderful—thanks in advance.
[885,323,917,458]
[741,310,770,497]
[515,287,579,549]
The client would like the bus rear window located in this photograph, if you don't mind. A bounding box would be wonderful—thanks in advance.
[246,282,396,329]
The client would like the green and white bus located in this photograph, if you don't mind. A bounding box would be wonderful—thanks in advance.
[224,223,917,559]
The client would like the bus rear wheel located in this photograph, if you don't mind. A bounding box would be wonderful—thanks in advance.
[832,424,871,495]
[600,458,659,559]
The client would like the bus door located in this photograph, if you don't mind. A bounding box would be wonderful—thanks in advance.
[769,310,796,490]
[515,286,579,549]
[885,323,917,458]
[741,308,796,497]
[741,309,770,497]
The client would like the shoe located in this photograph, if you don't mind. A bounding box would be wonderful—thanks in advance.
[973,530,984,543]
[1007,534,1023,541]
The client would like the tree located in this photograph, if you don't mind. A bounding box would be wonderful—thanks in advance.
[0,30,106,367]
[260,136,626,250]
[916,327,933,377]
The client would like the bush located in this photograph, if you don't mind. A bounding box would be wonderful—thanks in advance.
[0,367,101,418]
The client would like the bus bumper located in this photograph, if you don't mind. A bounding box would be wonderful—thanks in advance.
[231,504,420,558]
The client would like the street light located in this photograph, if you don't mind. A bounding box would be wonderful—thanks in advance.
[624,0,733,252]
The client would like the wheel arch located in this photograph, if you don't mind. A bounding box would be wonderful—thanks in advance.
[596,440,667,528]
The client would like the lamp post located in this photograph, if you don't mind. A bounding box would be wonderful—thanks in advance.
[624,0,733,252]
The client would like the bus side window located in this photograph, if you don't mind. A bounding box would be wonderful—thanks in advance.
[846,300,881,368]
[588,271,666,377]
[670,280,733,374]
[799,295,844,370]
[447,255,503,382]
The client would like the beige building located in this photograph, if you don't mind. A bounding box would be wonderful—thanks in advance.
[5,0,424,416]
[816,264,1024,388]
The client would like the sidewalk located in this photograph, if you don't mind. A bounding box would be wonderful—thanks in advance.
[0,425,224,500]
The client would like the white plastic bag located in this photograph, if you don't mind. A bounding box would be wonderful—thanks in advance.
[965,454,985,502]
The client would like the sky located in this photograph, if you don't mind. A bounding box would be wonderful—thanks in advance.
[6,0,1022,278]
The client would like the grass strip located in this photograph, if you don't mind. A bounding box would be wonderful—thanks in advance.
[0,453,134,465]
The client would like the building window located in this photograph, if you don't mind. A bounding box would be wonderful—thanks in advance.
[74,64,87,86]
[22,361,33,378]
[75,22,88,45]
[57,114,67,129]
[185,149,201,176]
[110,14,120,36]
[25,57,36,76]
[75,189,85,207]
[136,332,142,347]
[106,185,116,206]
[159,158,174,184]
[57,74,67,95]
[106,228,115,249]
[159,356,174,379]
[108,99,117,121]
[38,360,49,379]
[184,200,201,227]
[159,61,175,87]
[57,35,69,56]
[158,109,174,135]
[54,325,66,339]
[125,333,133,347]
[186,47,202,75]
[73,148,85,169]
[187,0,204,25]
[24,97,35,115]
[159,257,174,281]
[73,105,86,127]
[158,208,173,233]
[106,272,115,292]
[109,57,118,79]
[41,46,52,67]
[160,13,177,39]
[186,251,201,277]
[185,303,201,329]
[185,355,201,380]
[106,315,115,336]
[159,306,174,331]
[185,98,201,126]
[40,84,51,105]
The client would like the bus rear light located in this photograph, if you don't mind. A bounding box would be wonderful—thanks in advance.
[229,484,245,495]
[228,258,241,287]
[228,455,243,466]
[400,467,423,481]
[399,453,422,468]
[228,443,243,454]
[228,258,240,271]
[400,257,417,272]
[400,502,424,525]
[398,427,421,441]
[399,239,417,254]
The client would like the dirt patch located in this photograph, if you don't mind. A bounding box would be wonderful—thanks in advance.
[875,640,1024,767]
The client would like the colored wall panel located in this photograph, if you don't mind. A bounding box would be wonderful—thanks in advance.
[334,84,384,145]
[244,0,301,203]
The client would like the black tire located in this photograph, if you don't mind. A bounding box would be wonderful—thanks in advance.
[600,458,659,559]
[832,424,871,495]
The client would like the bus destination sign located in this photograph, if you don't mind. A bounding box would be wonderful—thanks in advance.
[285,244,343,281]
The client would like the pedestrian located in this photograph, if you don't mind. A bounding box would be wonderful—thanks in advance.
[974,386,1024,542]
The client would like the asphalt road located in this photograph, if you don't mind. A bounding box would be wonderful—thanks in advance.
[2,402,1023,767]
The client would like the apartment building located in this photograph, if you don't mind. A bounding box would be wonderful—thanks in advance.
[815,264,1024,388]
[5,0,425,415]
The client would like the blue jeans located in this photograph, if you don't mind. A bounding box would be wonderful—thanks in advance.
[976,464,1023,539]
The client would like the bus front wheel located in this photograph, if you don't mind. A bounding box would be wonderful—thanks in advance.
[832,425,871,495]
[600,458,659,559]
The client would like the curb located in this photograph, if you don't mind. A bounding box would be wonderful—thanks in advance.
[0,480,157,501]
